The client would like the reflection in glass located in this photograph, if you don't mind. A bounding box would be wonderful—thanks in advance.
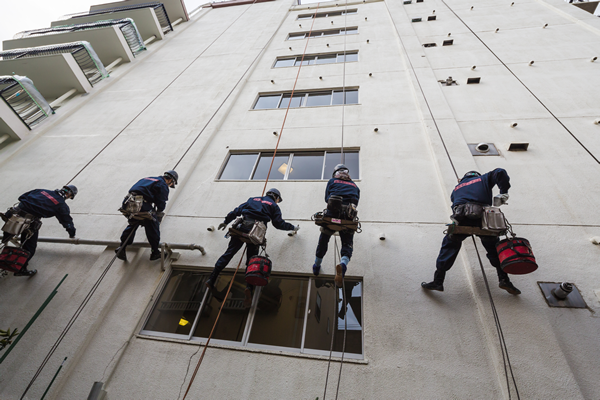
[274,58,296,68]
[279,93,304,109]
[220,153,258,180]
[304,279,363,354]
[288,33,305,40]
[252,153,290,180]
[345,52,358,62]
[315,54,336,64]
[324,151,359,179]
[192,273,250,342]
[306,91,332,107]
[143,271,208,336]
[288,152,324,180]
[345,89,359,104]
[248,277,308,348]
[254,94,281,109]
[332,89,359,105]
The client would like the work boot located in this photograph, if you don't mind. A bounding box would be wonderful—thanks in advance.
[312,263,321,276]
[334,263,347,287]
[421,281,444,291]
[205,271,218,289]
[499,279,521,295]
[244,286,253,308]
[14,268,37,277]
[149,250,161,261]
[115,246,127,261]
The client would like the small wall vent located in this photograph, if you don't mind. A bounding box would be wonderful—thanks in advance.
[412,17,422,22]
[423,43,437,47]
[467,77,481,84]
[468,143,499,156]
[538,282,587,308]
[428,15,437,20]
[508,142,529,151]
[404,0,412,4]
[443,39,454,46]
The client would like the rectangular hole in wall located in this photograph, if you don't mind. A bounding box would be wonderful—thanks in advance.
[466,77,481,84]
[412,17,422,22]
[403,0,412,3]
[427,15,436,21]
[423,43,437,47]
[443,39,454,46]
[508,143,529,151]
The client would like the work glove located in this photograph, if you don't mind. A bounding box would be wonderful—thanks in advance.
[218,223,228,231]
[68,227,76,238]
[294,225,300,232]
[494,193,509,206]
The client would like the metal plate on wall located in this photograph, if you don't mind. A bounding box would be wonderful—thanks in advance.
[538,282,588,308]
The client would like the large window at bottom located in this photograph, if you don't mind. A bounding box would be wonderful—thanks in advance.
[141,270,364,359]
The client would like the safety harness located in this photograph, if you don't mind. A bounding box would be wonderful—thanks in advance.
[227,216,267,246]
[118,193,158,221]
[313,195,361,233]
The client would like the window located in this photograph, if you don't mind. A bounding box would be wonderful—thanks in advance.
[253,89,359,109]
[297,9,358,19]
[287,27,358,40]
[273,51,358,68]
[141,270,364,359]
[219,150,359,181]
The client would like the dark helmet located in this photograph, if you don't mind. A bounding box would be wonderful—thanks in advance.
[164,170,178,188]
[461,171,481,181]
[333,163,349,178]
[59,185,78,199]
[266,188,282,202]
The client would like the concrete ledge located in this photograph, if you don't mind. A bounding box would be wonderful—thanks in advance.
[52,8,165,42]
[0,54,92,100]
[3,26,135,67]
[91,0,189,23]
[0,101,30,140]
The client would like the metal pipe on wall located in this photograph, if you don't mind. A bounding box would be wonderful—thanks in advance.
[36,237,206,255]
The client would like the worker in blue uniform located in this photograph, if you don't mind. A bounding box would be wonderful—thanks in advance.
[115,171,178,262]
[422,169,520,294]
[208,188,298,306]
[1,185,77,277]
[313,164,360,287]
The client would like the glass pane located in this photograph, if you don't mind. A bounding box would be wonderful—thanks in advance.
[304,278,363,355]
[324,151,359,179]
[305,91,332,107]
[192,272,250,342]
[346,89,359,104]
[332,90,344,105]
[345,52,358,62]
[252,153,291,180]
[297,14,313,19]
[288,33,305,40]
[345,28,358,34]
[347,9,357,14]
[322,30,339,36]
[144,270,208,336]
[274,58,295,68]
[279,94,303,109]
[315,54,336,65]
[248,277,308,348]
[254,94,281,110]
[287,152,324,180]
[220,153,258,180]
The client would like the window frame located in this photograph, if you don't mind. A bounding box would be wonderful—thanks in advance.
[296,8,358,19]
[252,88,359,110]
[273,51,359,68]
[286,27,359,40]
[217,149,360,181]
[139,267,365,360]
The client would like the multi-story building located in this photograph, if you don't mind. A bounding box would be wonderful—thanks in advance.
[1,0,599,398]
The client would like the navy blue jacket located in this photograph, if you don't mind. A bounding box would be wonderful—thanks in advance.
[18,189,75,235]
[451,168,510,207]
[325,178,360,205]
[224,195,295,231]
[129,176,170,212]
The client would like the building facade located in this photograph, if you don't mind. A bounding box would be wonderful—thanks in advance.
[1,0,600,398]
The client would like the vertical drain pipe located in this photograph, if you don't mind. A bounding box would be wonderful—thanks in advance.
[87,381,105,400]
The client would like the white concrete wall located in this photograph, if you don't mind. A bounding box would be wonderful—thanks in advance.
[1,0,600,399]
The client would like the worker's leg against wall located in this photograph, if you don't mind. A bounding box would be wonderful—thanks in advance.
[21,228,39,264]
[144,219,161,252]
[316,231,332,259]
[340,230,354,266]
[214,236,245,274]
[480,236,509,281]
[434,234,467,282]
[120,221,140,246]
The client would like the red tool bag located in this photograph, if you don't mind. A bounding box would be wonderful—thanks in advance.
[245,255,272,286]
[496,237,538,275]
[0,247,30,273]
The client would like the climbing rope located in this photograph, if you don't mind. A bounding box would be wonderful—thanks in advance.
[322,237,348,400]
[20,228,136,400]
[472,238,520,400]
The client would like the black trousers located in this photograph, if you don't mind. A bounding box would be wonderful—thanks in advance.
[434,233,509,283]
[120,219,160,252]
[316,229,354,260]
[213,235,259,289]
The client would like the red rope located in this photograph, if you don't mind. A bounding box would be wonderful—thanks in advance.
[181,5,322,398]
